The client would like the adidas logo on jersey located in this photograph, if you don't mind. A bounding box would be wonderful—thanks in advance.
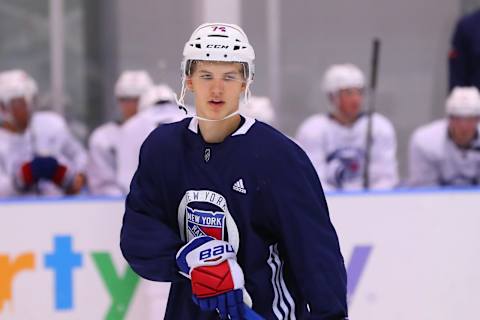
[232,179,247,194]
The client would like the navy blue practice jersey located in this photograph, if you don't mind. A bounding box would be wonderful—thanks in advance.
[449,9,480,91]
[120,116,348,319]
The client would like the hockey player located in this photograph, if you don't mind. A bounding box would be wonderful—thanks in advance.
[116,83,185,193]
[0,70,87,196]
[0,76,5,127]
[116,85,190,320]
[295,63,398,191]
[449,9,480,91]
[120,23,348,319]
[87,70,153,195]
[408,87,480,186]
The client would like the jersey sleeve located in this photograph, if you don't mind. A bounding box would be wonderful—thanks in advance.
[262,142,348,318]
[449,16,471,90]
[31,112,88,175]
[407,130,439,187]
[369,117,399,189]
[120,133,184,282]
[0,151,16,196]
[295,117,334,190]
[87,128,123,196]
[116,119,149,194]
[61,130,88,174]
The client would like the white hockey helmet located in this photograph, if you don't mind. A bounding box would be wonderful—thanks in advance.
[115,70,153,98]
[0,69,38,107]
[446,87,480,117]
[181,22,255,80]
[177,23,256,108]
[139,83,176,111]
[322,64,365,94]
[240,96,275,124]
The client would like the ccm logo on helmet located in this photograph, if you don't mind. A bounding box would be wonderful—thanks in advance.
[199,244,234,262]
[206,44,229,49]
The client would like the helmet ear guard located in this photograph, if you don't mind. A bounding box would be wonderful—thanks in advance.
[182,60,192,77]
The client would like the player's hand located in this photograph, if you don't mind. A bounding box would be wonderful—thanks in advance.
[193,289,244,320]
[65,173,86,195]
[176,236,245,319]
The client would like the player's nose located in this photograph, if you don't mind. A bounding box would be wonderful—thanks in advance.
[210,78,225,95]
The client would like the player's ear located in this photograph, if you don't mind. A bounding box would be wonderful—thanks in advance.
[186,77,194,92]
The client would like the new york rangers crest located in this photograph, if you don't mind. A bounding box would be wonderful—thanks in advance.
[178,189,240,252]
[186,206,225,240]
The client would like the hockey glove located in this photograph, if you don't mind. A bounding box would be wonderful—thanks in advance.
[176,236,245,320]
[327,148,363,187]
[19,156,73,189]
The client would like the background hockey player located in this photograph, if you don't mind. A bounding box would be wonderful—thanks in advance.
[239,95,275,125]
[0,69,87,196]
[408,86,480,187]
[449,9,480,92]
[120,22,348,319]
[116,83,185,194]
[295,63,398,191]
[87,70,153,195]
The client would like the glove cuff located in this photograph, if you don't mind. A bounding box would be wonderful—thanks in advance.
[191,259,245,298]
[52,164,67,186]
[21,162,36,186]
[13,162,36,191]
[53,164,76,190]
[176,236,237,276]
[191,260,235,298]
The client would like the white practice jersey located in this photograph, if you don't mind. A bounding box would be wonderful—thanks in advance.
[408,119,480,186]
[87,121,123,196]
[116,103,185,193]
[296,113,398,191]
[0,128,13,196]
[0,111,87,197]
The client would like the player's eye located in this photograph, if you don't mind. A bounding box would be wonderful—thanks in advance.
[224,74,239,81]
[199,74,213,80]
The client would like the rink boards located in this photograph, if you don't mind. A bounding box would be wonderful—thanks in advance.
[0,189,479,320]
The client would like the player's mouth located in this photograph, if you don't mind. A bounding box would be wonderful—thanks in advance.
[208,99,226,109]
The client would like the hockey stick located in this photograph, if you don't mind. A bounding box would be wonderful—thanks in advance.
[28,125,42,194]
[362,38,381,189]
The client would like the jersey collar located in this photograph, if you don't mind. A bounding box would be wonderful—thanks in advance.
[187,116,256,136]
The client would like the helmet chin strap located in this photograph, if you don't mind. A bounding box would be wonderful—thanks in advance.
[193,109,240,122]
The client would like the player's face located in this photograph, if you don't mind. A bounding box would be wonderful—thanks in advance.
[187,61,246,120]
[333,88,364,125]
[9,97,31,132]
[448,116,479,147]
[118,97,139,122]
